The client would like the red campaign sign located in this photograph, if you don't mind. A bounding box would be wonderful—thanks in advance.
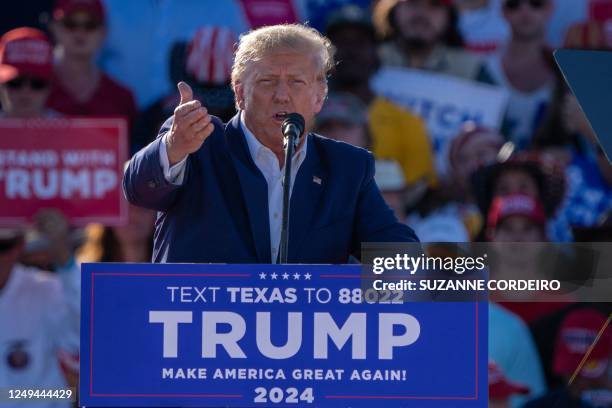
[238,0,299,29]
[0,118,128,226]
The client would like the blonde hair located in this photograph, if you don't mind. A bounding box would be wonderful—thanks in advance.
[231,24,335,94]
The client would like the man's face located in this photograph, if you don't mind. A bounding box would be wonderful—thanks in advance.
[494,168,539,198]
[0,76,50,117]
[52,11,105,58]
[393,0,449,48]
[235,51,325,151]
[493,216,545,242]
[328,25,378,84]
[502,0,553,41]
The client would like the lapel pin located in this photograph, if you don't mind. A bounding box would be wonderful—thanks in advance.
[313,176,322,185]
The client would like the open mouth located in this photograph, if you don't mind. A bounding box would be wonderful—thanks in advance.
[273,112,289,121]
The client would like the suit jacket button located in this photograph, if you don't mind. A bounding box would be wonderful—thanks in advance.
[148,180,156,188]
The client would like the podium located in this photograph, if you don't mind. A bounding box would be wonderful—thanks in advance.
[80,263,487,407]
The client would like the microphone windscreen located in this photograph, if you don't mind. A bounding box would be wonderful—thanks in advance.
[282,113,305,136]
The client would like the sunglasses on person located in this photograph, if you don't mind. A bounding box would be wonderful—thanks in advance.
[504,0,547,10]
[61,18,102,32]
[0,237,21,252]
[5,76,50,91]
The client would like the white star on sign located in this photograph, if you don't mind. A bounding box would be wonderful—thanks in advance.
[270,272,278,280]
[304,273,312,280]
[293,273,300,280]
[259,272,266,280]
[282,272,290,280]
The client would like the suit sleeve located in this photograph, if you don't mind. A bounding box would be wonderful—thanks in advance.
[351,152,419,258]
[123,116,187,211]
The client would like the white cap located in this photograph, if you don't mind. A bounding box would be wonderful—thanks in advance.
[412,213,469,243]
[375,160,406,191]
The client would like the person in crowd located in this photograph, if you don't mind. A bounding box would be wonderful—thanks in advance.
[448,123,505,239]
[404,124,504,242]
[373,0,485,80]
[472,150,566,238]
[481,0,556,148]
[486,194,573,323]
[0,27,55,118]
[133,26,237,153]
[124,24,419,264]
[524,307,611,407]
[314,92,370,148]
[374,159,408,221]
[77,197,155,263]
[529,302,612,392]
[456,0,510,54]
[99,0,248,108]
[456,0,589,54]
[532,32,612,242]
[46,0,137,130]
[0,210,80,408]
[488,361,531,408]
[489,301,547,407]
[324,4,437,203]
[486,193,548,242]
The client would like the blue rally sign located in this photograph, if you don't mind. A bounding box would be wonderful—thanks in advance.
[80,264,487,407]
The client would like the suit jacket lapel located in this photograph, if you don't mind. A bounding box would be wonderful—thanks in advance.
[288,134,327,261]
[224,114,271,263]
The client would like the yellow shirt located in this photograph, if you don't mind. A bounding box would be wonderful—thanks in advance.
[369,97,438,187]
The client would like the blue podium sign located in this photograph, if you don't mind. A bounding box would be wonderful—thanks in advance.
[80,264,487,407]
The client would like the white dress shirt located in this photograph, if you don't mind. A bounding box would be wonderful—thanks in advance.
[159,112,308,262]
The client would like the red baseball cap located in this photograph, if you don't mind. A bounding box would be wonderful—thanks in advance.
[0,27,52,84]
[487,194,546,232]
[553,308,611,379]
[488,361,530,401]
[53,0,105,22]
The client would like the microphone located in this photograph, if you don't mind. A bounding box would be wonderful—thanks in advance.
[278,113,304,263]
[281,113,305,150]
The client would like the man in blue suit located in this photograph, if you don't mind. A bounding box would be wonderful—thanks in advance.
[124,24,418,263]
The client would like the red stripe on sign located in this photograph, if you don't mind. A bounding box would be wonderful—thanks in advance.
[208,27,219,85]
[90,393,243,398]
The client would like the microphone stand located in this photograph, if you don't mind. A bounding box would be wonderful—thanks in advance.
[279,131,298,264]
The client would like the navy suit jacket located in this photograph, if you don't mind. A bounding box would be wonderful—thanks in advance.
[123,113,418,263]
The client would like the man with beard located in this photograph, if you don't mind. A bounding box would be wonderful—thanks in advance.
[325,5,438,197]
[481,0,555,148]
[373,0,484,80]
